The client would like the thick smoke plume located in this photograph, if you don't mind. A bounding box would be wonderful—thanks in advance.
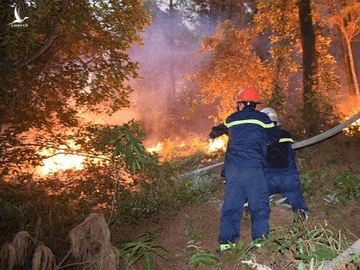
[129,6,218,145]
[91,5,218,146]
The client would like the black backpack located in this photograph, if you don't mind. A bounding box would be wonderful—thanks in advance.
[266,139,290,168]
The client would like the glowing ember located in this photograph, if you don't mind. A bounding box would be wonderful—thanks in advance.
[208,137,227,152]
[343,118,360,136]
[37,153,86,175]
[338,102,360,136]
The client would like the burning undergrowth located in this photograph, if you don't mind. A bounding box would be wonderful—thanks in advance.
[146,135,227,163]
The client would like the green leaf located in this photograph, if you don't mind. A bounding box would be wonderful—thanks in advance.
[296,253,313,261]
[297,262,308,270]
[316,247,337,262]
[143,253,152,270]
[187,252,219,266]
[297,242,308,255]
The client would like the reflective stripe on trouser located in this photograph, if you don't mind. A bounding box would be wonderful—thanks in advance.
[219,243,234,251]
[218,166,270,244]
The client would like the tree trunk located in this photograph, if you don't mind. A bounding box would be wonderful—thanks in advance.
[343,29,360,98]
[340,30,356,96]
[298,0,318,136]
[332,0,356,96]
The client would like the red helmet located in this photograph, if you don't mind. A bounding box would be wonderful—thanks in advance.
[235,87,260,103]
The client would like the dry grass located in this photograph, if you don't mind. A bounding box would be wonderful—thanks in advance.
[69,213,111,261]
[11,230,33,266]
[68,213,121,269]
[96,244,120,270]
[0,243,16,270]
[32,245,56,270]
[0,231,55,270]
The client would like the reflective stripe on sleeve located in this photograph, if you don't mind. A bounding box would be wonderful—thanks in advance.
[224,119,275,129]
[279,138,294,143]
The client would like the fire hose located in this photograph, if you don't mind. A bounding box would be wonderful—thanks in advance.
[292,110,360,149]
[179,110,360,179]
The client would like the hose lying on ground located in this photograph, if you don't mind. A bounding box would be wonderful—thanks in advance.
[179,111,360,178]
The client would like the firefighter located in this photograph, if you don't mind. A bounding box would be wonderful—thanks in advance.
[261,107,308,219]
[209,87,276,252]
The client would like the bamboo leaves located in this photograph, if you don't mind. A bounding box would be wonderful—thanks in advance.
[112,133,147,174]
[120,230,168,270]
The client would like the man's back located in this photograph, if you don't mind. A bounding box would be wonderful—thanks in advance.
[224,106,274,167]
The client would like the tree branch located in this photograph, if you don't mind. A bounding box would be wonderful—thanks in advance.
[1,0,69,69]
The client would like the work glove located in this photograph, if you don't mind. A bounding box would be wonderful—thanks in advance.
[208,133,216,140]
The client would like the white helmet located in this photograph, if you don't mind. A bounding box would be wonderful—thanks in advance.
[261,107,281,126]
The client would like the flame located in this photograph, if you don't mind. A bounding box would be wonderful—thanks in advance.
[339,104,360,136]
[145,136,227,161]
[36,152,86,175]
[342,118,360,136]
[208,137,227,152]
[36,135,228,175]
[36,141,86,176]
[147,142,163,153]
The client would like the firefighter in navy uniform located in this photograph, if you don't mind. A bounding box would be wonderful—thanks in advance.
[209,87,277,252]
[261,108,308,219]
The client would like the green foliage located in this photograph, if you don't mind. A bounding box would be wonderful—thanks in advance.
[191,232,204,244]
[0,177,84,250]
[193,0,342,137]
[83,120,148,174]
[269,222,344,267]
[333,170,360,205]
[299,171,315,196]
[298,165,329,197]
[348,253,360,266]
[184,219,350,269]
[119,230,168,270]
[187,251,220,268]
[0,0,151,176]
[193,21,275,120]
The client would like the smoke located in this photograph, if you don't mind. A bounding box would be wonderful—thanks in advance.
[104,5,218,145]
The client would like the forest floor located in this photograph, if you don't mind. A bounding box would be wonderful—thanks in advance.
[112,132,360,269]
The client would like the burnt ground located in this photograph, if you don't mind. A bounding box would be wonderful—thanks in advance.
[111,133,360,269]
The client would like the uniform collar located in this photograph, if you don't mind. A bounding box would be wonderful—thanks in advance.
[241,106,255,112]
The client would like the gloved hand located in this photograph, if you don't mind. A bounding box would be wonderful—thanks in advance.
[208,133,216,140]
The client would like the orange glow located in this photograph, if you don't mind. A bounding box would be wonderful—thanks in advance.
[208,137,227,152]
[36,141,86,176]
[147,142,163,153]
[342,117,360,136]
[338,102,360,136]
[36,152,86,175]
[145,136,227,161]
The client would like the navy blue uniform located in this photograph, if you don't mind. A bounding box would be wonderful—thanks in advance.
[209,106,275,244]
[265,127,308,213]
